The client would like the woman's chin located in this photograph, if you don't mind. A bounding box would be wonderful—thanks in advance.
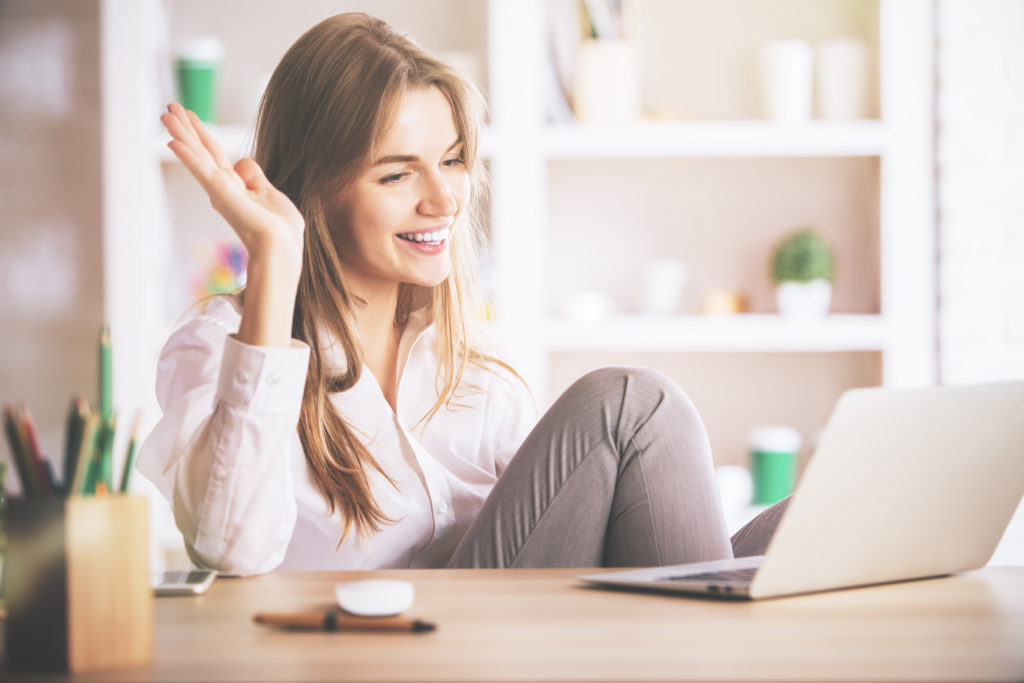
[404,269,451,289]
[405,259,452,288]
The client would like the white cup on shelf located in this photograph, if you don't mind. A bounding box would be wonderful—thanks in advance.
[816,39,869,120]
[758,40,814,125]
[638,260,688,315]
[573,39,641,124]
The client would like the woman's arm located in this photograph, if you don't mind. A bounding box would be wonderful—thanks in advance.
[145,105,310,573]
[160,103,304,348]
[138,301,310,575]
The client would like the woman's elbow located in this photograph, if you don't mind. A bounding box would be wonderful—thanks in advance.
[184,536,288,577]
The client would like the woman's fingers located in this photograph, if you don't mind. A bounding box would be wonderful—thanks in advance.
[162,103,203,152]
[161,103,231,173]
[186,109,233,170]
[165,138,207,183]
[162,103,246,197]
[160,104,304,258]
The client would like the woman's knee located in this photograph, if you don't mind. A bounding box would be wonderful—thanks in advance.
[731,495,791,557]
[567,366,670,394]
[563,366,700,421]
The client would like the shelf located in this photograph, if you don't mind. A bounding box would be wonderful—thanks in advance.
[543,120,886,159]
[156,121,883,164]
[544,314,888,353]
[158,125,500,163]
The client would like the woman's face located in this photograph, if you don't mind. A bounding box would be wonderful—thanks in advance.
[332,85,470,296]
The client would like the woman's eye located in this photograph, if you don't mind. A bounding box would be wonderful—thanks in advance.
[379,171,409,185]
[442,157,465,168]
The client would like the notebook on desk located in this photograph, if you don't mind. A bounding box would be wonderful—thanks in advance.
[579,381,1024,600]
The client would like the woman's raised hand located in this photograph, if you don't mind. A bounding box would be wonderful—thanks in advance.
[160,103,305,279]
[162,103,305,348]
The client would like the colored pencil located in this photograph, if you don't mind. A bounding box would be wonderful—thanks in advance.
[63,395,90,493]
[97,414,116,492]
[99,325,113,419]
[20,406,54,496]
[119,412,142,493]
[3,404,36,495]
[71,411,100,495]
[98,326,114,492]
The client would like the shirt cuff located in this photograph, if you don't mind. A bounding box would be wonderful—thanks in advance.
[216,334,310,413]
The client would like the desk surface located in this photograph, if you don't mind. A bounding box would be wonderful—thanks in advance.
[7,566,1024,681]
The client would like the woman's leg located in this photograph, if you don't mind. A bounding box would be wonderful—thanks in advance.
[447,367,733,568]
[730,496,791,557]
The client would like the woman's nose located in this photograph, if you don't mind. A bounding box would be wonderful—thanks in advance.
[418,172,458,217]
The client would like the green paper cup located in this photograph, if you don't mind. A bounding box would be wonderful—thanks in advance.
[174,37,224,123]
[749,426,801,505]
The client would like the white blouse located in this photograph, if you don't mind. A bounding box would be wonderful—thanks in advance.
[138,296,535,575]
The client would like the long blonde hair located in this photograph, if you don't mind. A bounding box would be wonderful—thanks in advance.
[253,13,511,540]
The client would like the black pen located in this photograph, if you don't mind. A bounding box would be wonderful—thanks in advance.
[254,611,436,633]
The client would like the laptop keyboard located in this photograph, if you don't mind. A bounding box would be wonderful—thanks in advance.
[664,567,758,583]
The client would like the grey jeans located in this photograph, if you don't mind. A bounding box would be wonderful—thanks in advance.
[448,367,787,568]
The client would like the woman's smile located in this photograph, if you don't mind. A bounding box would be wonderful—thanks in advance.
[395,225,451,252]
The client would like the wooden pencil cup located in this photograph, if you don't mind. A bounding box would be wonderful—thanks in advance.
[4,495,152,672]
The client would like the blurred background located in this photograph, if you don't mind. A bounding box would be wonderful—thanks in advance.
[1,0,1022,567]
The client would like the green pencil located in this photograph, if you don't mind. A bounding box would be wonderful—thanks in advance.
[98,326,114,492]
[99,325,112,420]
[97,414,116,493]
[120,413,141,493]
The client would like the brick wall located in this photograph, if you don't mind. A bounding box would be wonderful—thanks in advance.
[936,0,1024,384]
[0,0,103,493]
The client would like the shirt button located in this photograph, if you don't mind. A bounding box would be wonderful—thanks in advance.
[214,465,228,479]
[267,371,281,386]
[437,501,449,514]
[235,369,252,384]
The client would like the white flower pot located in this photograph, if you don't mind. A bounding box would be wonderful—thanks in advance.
[776,279,832,318]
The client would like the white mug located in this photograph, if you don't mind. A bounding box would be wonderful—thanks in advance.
[639,260,688,315]
[758,40,814,125]
[817,39,869,119]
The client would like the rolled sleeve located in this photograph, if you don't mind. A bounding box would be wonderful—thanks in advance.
[138,296,314,576]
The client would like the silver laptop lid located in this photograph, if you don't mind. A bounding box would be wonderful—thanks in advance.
[750,381,1024,599]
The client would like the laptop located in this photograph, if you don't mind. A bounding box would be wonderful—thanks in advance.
[579,381,1024,600]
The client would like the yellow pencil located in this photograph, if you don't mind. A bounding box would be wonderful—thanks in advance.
[71,411,100,495]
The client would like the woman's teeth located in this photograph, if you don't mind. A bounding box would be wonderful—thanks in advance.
[397,228,450,244]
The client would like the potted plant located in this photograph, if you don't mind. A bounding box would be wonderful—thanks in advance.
[771,228,836,317]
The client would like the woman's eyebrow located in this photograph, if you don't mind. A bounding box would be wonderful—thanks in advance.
[372,138,463,166]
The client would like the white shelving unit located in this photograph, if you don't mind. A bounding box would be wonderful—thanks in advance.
[483,0,935,469]
[103,0,935,474]
[545,314,889,354]
[543,120,887,158]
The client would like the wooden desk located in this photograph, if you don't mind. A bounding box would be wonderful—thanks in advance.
[4,567,1024,681]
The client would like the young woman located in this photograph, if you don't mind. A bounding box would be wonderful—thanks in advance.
[139,13,784,575]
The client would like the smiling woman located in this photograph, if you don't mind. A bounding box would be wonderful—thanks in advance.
[138,12,785,576]
[333,86,468,297]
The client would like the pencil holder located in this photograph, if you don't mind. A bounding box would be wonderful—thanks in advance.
[4,495,152,672]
